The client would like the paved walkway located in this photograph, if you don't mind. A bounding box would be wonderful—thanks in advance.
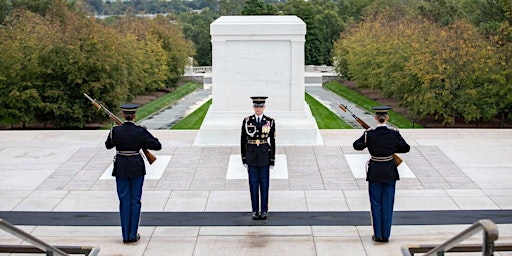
[1,129,512,255]
[137,86,398,130]
[305,86,377,128]
[138,88,212,130]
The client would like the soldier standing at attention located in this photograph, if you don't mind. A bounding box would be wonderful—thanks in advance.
[353,106,410,242]
[105,103,162,243]
[241,96,276,220]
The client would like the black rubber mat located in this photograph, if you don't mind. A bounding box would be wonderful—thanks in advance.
[1,210,511,226]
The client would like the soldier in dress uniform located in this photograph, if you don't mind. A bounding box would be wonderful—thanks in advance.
[241,96,276,220]
[353,106,410,242]
[105,103,162,243]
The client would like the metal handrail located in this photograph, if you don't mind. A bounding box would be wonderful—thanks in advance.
[0,218,69,256]
[0,245,101,255]
[87,246,101,256]
[401,219,499,256]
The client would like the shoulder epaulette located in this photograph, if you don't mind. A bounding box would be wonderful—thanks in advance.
[244,116,251,122]
[366,127,374,131]
[388,127,398,132]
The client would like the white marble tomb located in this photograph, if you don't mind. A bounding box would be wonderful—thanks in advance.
[194,16,323,145]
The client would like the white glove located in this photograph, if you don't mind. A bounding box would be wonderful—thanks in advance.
[270,165,274,170]
[243,164,248,169]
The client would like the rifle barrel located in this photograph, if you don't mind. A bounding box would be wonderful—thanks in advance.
[342,104,357,116]
[331,97,402,166]
[83,93,95,105]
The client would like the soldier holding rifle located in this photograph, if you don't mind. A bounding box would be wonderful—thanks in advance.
[83,95,162,244]
[104,103,162,244]
[85,94,161,243]
[352,106,410,243]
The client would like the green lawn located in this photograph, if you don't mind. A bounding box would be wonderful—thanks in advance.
[99,82,201,129]
[171,99,211,129]
[171,94,352,130]
[305,93,352,129]
[324,81,422,128]
[136,82,201,121]
[162,80,420,130]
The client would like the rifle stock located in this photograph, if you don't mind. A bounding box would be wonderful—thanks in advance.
[355,118,370,130]
[84,93,157,165]
[332,98,402,166]
[143,148,157,164]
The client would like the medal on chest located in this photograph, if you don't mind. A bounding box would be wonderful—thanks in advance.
[262,121,271,134]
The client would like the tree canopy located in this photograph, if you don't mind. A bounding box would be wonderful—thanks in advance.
[332,0,512,125]
[2,0,511,127]
[0,0,194,128]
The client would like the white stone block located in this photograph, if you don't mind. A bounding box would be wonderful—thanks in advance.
[195,16,322,145]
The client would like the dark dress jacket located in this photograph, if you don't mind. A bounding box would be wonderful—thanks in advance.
[105,122,162,178]
[241,114,276,167]
[353,126,410,183]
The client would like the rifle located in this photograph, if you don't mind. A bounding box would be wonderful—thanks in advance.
[332,98,403,166]
[84,93,157,165]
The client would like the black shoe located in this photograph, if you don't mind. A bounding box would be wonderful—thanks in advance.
[252,212,259,220]
[125,233,140,243]
[260,212,268,220]
[372,235,387,242]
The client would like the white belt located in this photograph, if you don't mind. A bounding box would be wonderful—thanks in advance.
[370,156,393,162]
[116,151,140,156]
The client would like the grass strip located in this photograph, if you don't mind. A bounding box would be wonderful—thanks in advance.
[172,94,352,130]
[136,82,201,121]
[99,82,201,129]
[324,81,422,128]
[171,99,212,129]
[305,93,352,129]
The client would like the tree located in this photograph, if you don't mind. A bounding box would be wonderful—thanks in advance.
[488,21,512,125]
[150,15,195,86]
[85,0,103,14]
[11,0,54,16]
[1,0,195,127]
[333,1,505,125]
[105,14,194,88]
[336,0,375,23]
[416,0,460,26]
[277,0,345,65]
[37,0,136,126]
[216,0,244,15]
[242,0,278,15]
[406,20,502,124]
[0,0,8,24]
[0,9,52,126]
[179,10,218,66]
[460,0,506,28]
[314,0,345,65]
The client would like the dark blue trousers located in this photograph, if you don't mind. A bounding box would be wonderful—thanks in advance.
[116,176,144,241]
[248,165,270,213]
[369,181,396,239]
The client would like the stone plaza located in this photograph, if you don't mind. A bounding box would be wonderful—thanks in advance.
[1,128,512,255]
